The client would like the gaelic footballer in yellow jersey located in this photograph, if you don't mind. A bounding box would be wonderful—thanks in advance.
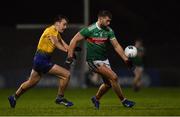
[34,22,69,73]
[8,15,74,108]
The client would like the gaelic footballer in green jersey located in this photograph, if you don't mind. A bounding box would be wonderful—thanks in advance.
[67,10,135,109]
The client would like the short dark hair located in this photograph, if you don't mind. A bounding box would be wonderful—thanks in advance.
[53,15,69,23]
[98,10,112,19]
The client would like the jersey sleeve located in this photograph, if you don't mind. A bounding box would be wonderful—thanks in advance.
[109,29,116,40]
[44,28,58,37]
[79,27,91,37]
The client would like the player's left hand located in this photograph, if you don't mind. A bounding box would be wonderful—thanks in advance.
[124,59,136,72]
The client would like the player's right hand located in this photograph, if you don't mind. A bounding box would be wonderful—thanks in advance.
[65,51,78,68]
[65,46,81,69]
[65,57,74,64]
[65,57,74,69]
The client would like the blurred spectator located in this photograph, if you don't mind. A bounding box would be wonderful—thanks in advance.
[131,38,145,91]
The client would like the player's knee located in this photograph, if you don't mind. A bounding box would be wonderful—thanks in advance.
[66,71,70,79]
[110,74,118,82]
[104,83,111,88]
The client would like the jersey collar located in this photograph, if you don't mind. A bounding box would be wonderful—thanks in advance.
[96,22,102,30]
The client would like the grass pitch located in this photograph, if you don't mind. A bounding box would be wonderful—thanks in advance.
[0,87,180,116]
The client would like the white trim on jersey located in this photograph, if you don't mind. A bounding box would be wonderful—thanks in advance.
[96,22,102,30]
[110,37,116,40]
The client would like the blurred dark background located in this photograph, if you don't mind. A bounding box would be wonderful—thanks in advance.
[0,0,180,87]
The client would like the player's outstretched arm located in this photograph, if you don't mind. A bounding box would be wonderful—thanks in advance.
[68,32,84,58]
[110,38,128,61]
[110,39,135,71]
[61,39,69,51]
[49,36,67,52]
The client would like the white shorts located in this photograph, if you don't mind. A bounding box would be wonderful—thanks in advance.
[87,59,112,71]
[93,59,111,69]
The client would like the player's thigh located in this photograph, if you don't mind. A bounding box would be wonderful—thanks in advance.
[96,65,118,82]
[48,64,70,78]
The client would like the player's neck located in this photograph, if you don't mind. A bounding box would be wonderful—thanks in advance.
[53,24,58,31]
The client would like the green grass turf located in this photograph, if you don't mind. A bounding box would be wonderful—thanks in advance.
[0,87,180,116]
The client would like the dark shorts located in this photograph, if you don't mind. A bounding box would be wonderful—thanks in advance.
[32,51,54,74]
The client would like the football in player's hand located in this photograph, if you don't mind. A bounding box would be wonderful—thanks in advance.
[124,45,137,58]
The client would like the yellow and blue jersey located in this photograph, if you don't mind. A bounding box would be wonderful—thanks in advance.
[37,25,62,54]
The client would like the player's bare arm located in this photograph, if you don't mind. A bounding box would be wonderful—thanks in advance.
[61,39,69,51]
[49,36,67,52]
[68,32,84,58]
[110,38,128,61]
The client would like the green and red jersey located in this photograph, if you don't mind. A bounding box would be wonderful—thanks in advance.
[80,22,116,61]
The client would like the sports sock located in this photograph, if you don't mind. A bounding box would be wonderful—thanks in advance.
[57,94,64,99]
[121,98,127,103]
[14,94,19,100]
